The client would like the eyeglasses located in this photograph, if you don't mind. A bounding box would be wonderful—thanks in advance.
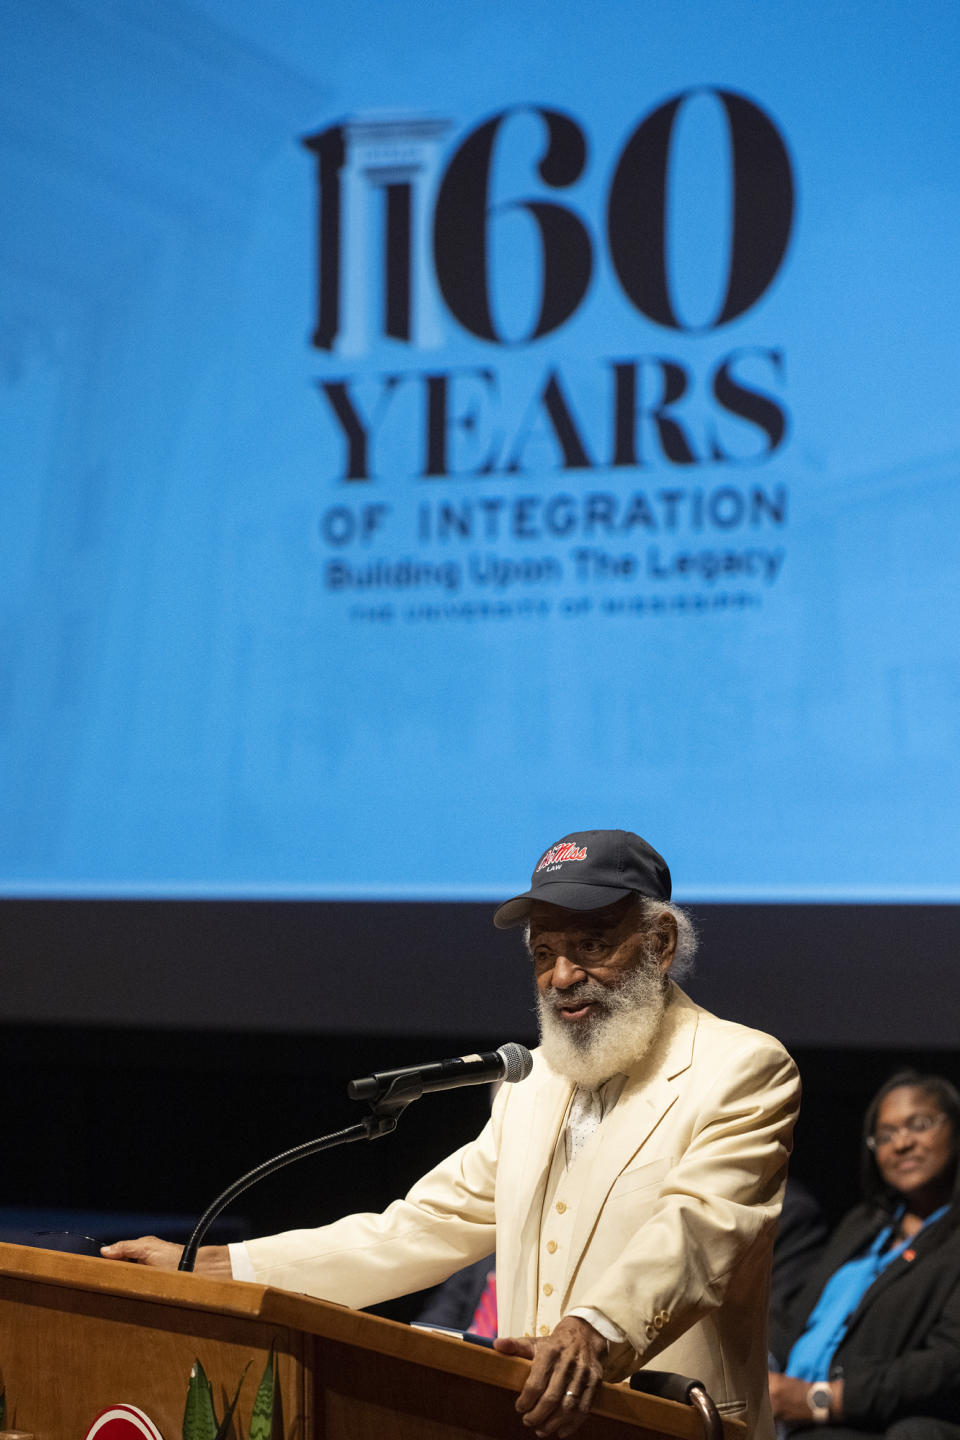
[866,1112,948,1152]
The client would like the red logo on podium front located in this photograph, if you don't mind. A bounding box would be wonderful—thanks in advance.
[84,1404,164,1440]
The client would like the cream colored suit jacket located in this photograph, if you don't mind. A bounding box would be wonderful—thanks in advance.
[244,986,800,1440]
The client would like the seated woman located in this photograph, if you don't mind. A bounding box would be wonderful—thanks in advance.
[769,1070,960,1440]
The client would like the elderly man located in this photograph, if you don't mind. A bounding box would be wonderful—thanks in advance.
[104,829,800,1440]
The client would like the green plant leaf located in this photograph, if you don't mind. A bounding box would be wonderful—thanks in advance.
[182,1359,220,1440]
[248,1347,277,1440]
[215,1361,251,1440]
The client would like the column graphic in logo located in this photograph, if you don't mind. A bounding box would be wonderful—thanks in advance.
[303,116,452,355]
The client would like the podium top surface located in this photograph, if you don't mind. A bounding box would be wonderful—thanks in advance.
[0,1240,746,1440]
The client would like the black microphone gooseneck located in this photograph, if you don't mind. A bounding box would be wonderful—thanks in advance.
[177,1110,397,1273]
[177,1041,532,1273]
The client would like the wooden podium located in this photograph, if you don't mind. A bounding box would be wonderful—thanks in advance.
[0,1241,745,1440]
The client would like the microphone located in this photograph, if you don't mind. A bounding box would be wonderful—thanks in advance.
[347,1042,533,1104]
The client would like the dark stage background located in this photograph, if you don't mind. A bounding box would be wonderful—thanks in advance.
[2,897,957,1321]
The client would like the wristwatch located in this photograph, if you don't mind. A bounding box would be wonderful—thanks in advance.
[807,1383,833,1423]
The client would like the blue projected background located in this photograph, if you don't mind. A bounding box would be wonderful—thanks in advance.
[2,0,959,901]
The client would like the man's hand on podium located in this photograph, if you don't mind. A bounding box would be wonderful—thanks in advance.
[100,1236,233,1278]
[494,1314,608,1437]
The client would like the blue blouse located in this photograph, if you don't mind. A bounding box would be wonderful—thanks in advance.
[785,1205,949,1381]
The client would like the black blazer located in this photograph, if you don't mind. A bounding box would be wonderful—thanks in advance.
[771,1202,960,1430]
[770,1178,828,1332]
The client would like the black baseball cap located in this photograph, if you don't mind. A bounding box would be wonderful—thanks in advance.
[493,829,672,929]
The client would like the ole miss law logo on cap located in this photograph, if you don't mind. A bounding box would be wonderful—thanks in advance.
[536,842,588,873]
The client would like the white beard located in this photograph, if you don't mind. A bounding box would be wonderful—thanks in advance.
[536,958,669,1088]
